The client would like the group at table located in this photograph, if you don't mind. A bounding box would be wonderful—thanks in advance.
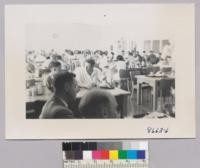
[26,50,175,119]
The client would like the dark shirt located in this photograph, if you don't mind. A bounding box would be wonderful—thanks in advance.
[147,54,158,65]
[46,75,54,92]
[39,95,73,119]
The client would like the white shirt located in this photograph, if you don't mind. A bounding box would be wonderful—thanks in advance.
[41,59,52,69]
[99,56,108,69]
[113,61,126,81]
[74,67,102,88]
[116,61,126,71]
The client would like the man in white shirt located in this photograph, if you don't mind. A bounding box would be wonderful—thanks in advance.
[74,58,102,88]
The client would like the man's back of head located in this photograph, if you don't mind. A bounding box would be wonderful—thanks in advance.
[53,71,79,100]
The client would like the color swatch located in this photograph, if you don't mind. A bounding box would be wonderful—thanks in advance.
[63,141,148,160]
[63,141,148,168]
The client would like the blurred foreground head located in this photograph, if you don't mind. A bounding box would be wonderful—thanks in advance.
[79,89,119,118]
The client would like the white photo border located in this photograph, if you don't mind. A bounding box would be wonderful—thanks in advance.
[5,4,195,139]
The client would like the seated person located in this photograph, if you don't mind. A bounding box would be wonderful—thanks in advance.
[115,55,126,70]
[74,58,102,88]
[56,55,69,70]
[41,56,52,69]
[112,55,126,82]
[39,71,80,119]
[147,50,159,65]
[46,61,62,92]
[79,89,119,118]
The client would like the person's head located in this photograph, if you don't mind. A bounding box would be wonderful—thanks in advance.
[111,52,114,56]
[104,50,108,56]
[116,55,124,61]
[52,54,59,61]
[55,55,62,60]
[121,50,125,56]
[49,61,61,74]
[85,58,95,73]
[128,51,133,56]
[150,50,154,54]
[53,71,79,100]
[136,51,140,55]
[46,56,50,60]
[79,89,118,118]
[26,62,35,73]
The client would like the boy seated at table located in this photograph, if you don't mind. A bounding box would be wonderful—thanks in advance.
[40,71,80,119]
[74,58,102,89]
[45,61,62,92]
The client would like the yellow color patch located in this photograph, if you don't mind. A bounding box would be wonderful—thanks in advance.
[109,150,118,160]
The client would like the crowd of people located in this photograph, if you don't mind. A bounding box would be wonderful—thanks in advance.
[26,47,174,119]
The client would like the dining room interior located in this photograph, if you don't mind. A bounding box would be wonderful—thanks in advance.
[25,23,175,119]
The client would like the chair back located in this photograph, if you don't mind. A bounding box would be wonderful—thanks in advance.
[161,67,172,75]
[146,66,160,74]
[119,69,130,79]
[119,69,130,90]
[159,78,175,97]
[129,70,141,85]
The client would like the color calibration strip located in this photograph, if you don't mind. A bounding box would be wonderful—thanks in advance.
[62,141,148,168]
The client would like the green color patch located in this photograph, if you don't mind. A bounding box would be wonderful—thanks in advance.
[118,150,127,159]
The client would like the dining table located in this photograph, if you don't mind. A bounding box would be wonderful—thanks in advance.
[26,86,130,118]
[135,75,175,111]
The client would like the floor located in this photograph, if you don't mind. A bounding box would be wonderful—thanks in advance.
[125,88,175,118]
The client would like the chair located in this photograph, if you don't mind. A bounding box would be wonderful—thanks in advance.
[146,66,160,75]
[129,70,152,109]
[129,70,141,98]
[119,69,130,91]
[161,67,172,76]
[157,78,175,114]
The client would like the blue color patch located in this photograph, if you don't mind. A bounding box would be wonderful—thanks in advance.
[127,150,137,159]
[137,150,145,159]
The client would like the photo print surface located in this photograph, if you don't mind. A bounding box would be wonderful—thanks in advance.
[5,4,195,139]
[25,17,175,120]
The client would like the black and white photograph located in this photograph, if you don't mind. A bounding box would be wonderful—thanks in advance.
[25,22,175,119]
[5,4,195,139]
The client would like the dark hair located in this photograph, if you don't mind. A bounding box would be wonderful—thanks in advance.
[103,51,108,55]
[56,55,62,60]
[86,58,95,66]
[74,50,81,54]
[79,89,117,118]
[49,61,61,69]
[128,51,133,56]
[116,55,124,61]
[53,71,76,93]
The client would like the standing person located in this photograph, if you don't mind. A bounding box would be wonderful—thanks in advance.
[162,41,174,60]
[39,72,80,119]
